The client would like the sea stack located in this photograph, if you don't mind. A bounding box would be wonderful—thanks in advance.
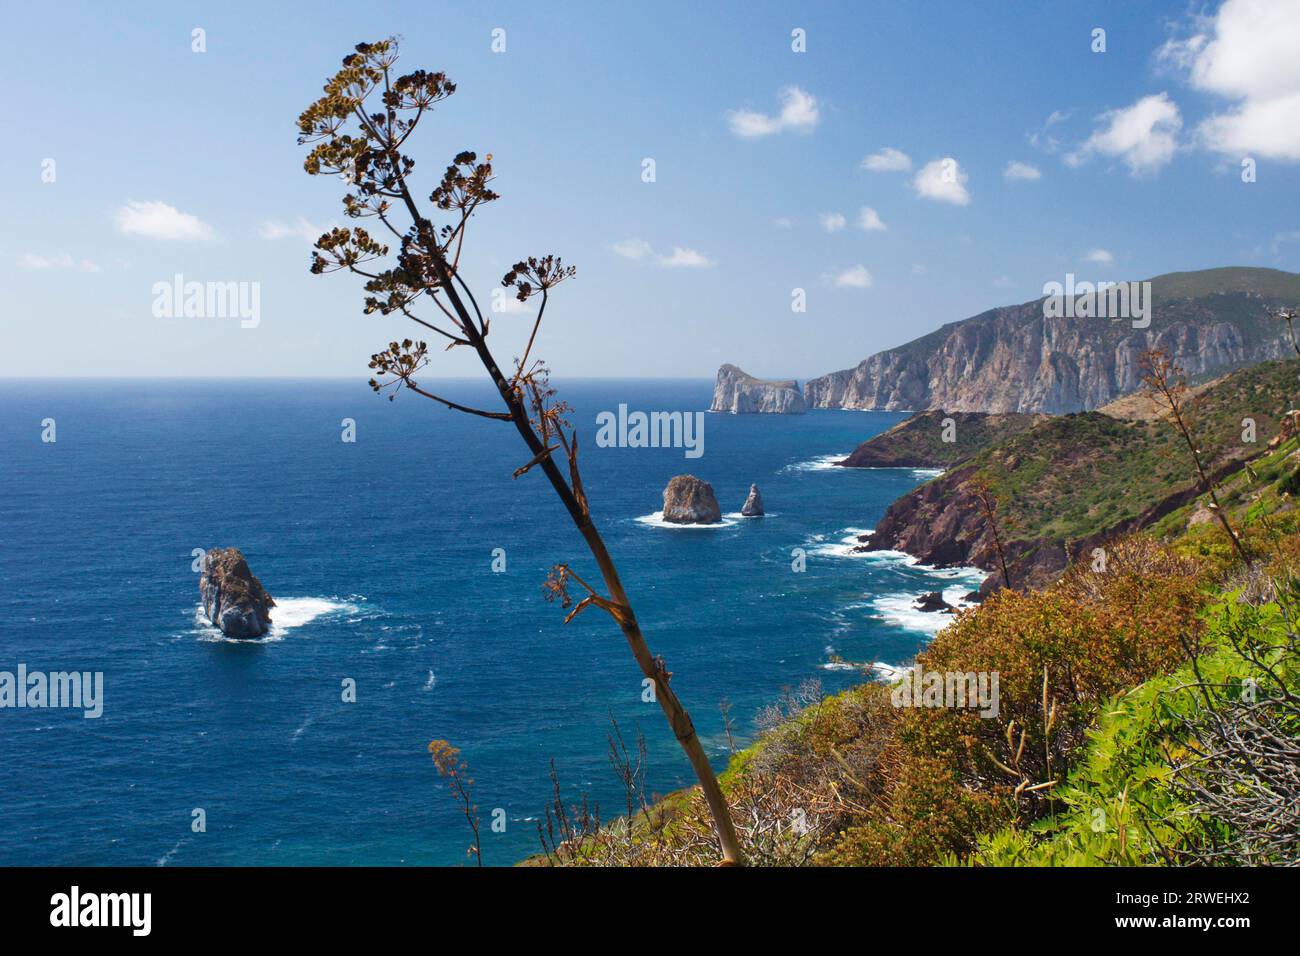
[661,475,722,524]
[740,483,765,517]
[200,548,275,638]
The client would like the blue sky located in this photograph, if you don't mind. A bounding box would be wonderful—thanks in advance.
[3,0,1298,378]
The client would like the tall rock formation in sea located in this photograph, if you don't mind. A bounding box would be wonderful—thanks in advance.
[711,364,807,414]
[740,483,765,517]
[803,268,1300,414]
[661,475,723,524]
[200,548,276,638]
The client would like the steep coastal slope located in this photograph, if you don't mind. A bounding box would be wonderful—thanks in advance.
[837,410,1043,468]
[710,364,806,413]
[805,267,1299,414]
[860,359,1300,590]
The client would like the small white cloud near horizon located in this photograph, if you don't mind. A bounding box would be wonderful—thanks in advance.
[829,264,873,288]
[259,218,326,241]
[115,200,214,241]
[727,86,819,138]
[861,147,912,172]
[1067,93,1182,175]
[819,212,847,233]
[1004,161,1042,181]
[913,157,971,205]
[17,251,100,272]
[612,238,714,267]
[857,206,886,231]
[1083,248,1115,265]
[658,246,715,268]
[611,238,654,260]
[993,275,1015,288]
[1158,0,1300,161]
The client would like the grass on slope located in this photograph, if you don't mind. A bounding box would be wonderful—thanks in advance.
[839,410,1043,468]
[975,358,1299,548]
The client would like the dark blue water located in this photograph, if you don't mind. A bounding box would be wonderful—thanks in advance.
[0,379,981,865]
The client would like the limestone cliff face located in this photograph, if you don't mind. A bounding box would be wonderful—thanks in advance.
[805,269,1298,413]
[711,364,807,414]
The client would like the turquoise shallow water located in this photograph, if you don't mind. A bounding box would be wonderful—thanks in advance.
[0,378,981,865]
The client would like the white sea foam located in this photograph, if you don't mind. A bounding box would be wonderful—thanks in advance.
[803,528,877,558]
[291,714,316,741]
[871,584,981,637]
[155,840,183,867]
[194,597,359,644]
[635,511,738,529]
[782,453,850,474]
[869,661,911,682]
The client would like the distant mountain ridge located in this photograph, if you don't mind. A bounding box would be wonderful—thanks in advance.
[803,267,1300,414]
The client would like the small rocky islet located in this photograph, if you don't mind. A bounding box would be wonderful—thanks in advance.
[661,475,722,524]
[200,547,275,638]
[659,476,767,524]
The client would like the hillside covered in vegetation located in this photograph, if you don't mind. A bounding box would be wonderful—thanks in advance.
[837,410,1043,468]
[862,358,1300,590]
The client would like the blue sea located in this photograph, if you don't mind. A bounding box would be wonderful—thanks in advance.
[0,379,982,866]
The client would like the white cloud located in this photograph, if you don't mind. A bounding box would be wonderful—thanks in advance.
[1028,111,1071,154]
[1083,248,1115,265]
[772,217,794,228]
[1162,0,1300,161]
[657,246,715,268]
[819,212,847,233]
[993,276,1015,288]
[1003,161,1042,181]
[861,147,912,172]
[613,239,714,267]
[1068,93,1182,175]
[259,218,325,241]
[857,206,886,231]
[830,265,873,288]
[492,294,533,314]
[611,238,654,260]
[727,86,819,138]
[17,252,100,272]
[115,200,214,241]
[912,157,971,205]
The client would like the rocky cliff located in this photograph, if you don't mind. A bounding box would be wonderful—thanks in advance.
[200,548,275,638]
[806,268,1299,414]
[711,364,807,414]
